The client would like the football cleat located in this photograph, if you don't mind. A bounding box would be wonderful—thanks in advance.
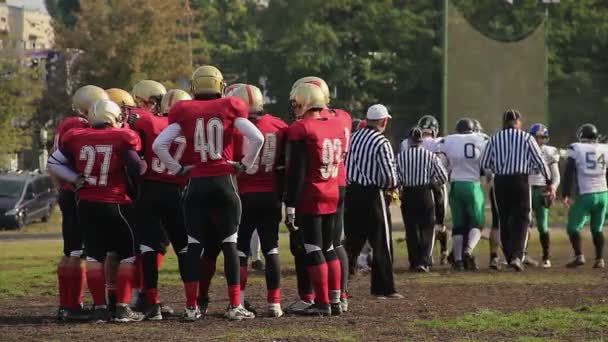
[265,303,284,318]
[523,255,539,267]
[297,303,331,317]
[489,257,500,270]
[197,297,210,317]
[385,292,404,300]
[145,303,163,321]
[160,302,174,316]
[464,254,479,271]
[224,304,255,321]
[567,255,586,268]
[439,251,448,266]
[243,300,258,316]
[340,297,348,313]
[284,299,314,314]
[183,306,202,322]
[113,305,145,323]
[90,305,111,324]
[416,265,430,273]
[57,308,68,322]
[542,259,552,269]
[593,258,605,269]
[452,260,465,271]
[509,258,524,272]
[330,302,342,316]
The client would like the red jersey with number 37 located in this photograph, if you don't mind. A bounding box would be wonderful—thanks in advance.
[133,115,187,186]
[321,108,352,187]
[287,116,346,215]
[61,128,142,204]
[234,114,288,194]
[168,97,248,178]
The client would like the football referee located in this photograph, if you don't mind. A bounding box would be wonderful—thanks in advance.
[344,104,401,298]
[480,110,553,271]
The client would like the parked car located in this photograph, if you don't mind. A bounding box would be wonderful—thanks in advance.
[0,171,58,229]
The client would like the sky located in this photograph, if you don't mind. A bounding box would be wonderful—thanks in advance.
[6,0,47,12]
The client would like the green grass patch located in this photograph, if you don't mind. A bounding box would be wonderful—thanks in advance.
[420,305,608,336]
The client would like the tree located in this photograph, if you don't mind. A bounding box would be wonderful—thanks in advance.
[45,0,80,28]
[54,0,191,90]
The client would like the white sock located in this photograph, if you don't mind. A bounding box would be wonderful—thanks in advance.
[357,254,368,267]
[240,290,246,305]
[465,228,482,255]
[452,235,464,261]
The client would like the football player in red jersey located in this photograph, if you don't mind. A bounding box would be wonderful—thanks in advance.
[285,83,346,316]
[229,84,288,318]
[126,80,167,126]
[129,88,194,320]
[48,99,146,323]
[106,88,137,126]
[53,85,108,321]
[153,65,264,321]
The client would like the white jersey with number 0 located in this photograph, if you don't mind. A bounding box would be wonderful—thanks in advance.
[567,142,608,194]
[529,145,560,186]
[438,133,487,182]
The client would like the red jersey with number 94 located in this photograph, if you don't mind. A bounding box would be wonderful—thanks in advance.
[168,97,248,178]
[61,128,142,204]
[234,114,288,194]
[133,115,187,186]
[287,116,346,215]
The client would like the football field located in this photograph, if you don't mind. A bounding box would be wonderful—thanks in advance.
[1,210,608,342]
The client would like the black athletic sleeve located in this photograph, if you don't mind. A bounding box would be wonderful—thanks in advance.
[275,137,287,202]
[123,149,143,179]
[562,157,576,198]
[284,140,308,208]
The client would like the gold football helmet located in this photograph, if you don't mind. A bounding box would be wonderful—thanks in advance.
[291,83,326,117]
[106,88,136,108]
[227,84,264,113]
[90,99,122,128]
[160,89,192,114]
[290,76,330,105]
[72,85,109,115]
[132,80,166,112]
[191,65,225,96]
[225,83,246,96]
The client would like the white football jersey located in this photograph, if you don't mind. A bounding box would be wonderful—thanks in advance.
[438,133,487,182]
[529,145,560,186]
[567,142,608,194]
[400,136,440,153]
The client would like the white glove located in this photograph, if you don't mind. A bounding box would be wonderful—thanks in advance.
[285,207,298,233]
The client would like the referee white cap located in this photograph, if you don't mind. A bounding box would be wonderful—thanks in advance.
[366,104,392,120]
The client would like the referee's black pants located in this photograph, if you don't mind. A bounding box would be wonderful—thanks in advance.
[401,186,435,268]
[344,183,396,296]
[493,174,531,263]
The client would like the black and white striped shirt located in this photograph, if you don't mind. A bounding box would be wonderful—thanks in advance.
[346,127,398,190]
[397,144,448,187]
[480,128,551,181]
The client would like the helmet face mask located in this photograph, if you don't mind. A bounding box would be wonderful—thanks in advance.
[132,80,167,114]
[417,115,439,137]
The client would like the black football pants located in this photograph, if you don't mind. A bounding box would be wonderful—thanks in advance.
[401,186,435,268]
[493,174,531,263]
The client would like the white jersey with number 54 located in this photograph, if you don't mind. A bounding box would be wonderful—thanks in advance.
[438,133,487,182]
[567,142,608,194]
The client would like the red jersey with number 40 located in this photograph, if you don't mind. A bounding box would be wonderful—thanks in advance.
[321,108,352,187]
[287,116,346,215]
[133,115,187,186]
[235,114,288,194]
[61,128,142,204]
[168,97,248,178]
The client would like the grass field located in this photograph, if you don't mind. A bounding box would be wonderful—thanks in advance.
[1,209,608,341]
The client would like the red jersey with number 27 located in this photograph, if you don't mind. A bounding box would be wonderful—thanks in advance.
[287,116,346,215]
[61,128,142,204]
[168,97,248,178]
[234,114,288,194]
[133,115,187,186]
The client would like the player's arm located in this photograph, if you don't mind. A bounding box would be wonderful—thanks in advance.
[561,146,576,201]
[47,149,80,184]
[234,117,264,169]
[431,153,449,185]
[123,149,146,178]
[284,139,308,209]
[153,123,184,175]
[275,130,288,202]
[528,136,552,186]
[549,158,561,191]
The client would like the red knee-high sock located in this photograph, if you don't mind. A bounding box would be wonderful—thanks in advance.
[240,266,248,291]
[147,288,159,305]
[86,267,106,306]
[156,253,165,270]
[184,281,199,307]
[57,264,69,308]
[267,288,281,304]
[116,264,135,305]
[135,254,143,290]
[75,263,85,308]
[327,259,342,304]
[198,257,216,300]
[307,263,329,305]
[228,285,240,307]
